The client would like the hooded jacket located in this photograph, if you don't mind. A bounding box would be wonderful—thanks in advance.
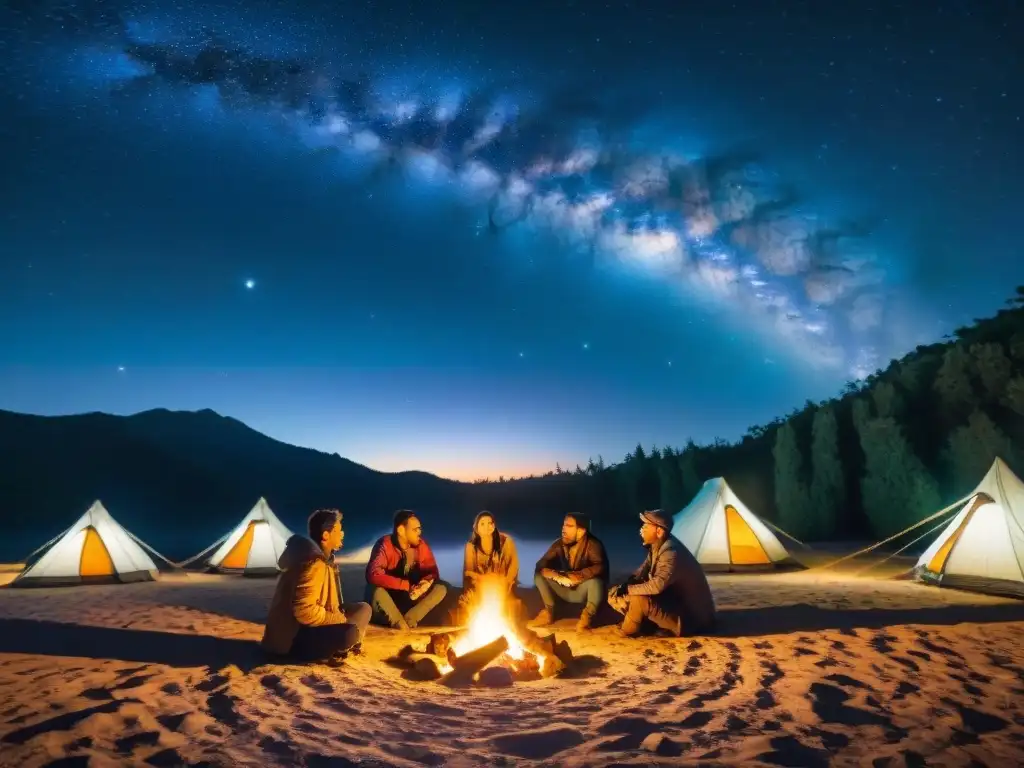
[261,535,347,656]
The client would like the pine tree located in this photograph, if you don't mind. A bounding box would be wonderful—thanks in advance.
[944,410,1018,494]
[657,451,683,512]
[856,417,941,537]
[870,381,902,420]
[1004,377,1024,417]
[677,446,702,505]
[934,345,974,413]
[772,422,810,539]
[808,406,844,539]
[970,342,1012,400]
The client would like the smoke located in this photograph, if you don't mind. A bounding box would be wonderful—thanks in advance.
[22,7,892,377]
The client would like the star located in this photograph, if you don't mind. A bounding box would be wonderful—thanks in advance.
[518,352,524,358]
[244,279,255,290]
[582,342,589,350]
[117,366,125,373]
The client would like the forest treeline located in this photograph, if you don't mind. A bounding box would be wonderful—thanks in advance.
[469,287,1024,542]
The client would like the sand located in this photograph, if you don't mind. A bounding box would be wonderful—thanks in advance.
[2,561,1024,767]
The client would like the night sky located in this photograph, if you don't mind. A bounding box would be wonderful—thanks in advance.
[1,1,1020,480]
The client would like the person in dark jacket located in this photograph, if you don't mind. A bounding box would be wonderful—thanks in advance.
[531,513,609,631]
[365,510,448,629]
[261,509,371,665]
[607,510,717,637]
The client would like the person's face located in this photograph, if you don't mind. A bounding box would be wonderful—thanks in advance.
[322,520,343,553]
[476,515,495,539]
[639,521,662,547]
[401,516,423,547]
[561,516,582,544]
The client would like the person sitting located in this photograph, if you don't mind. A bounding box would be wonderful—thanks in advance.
[365,510,448,630]
[607,510,717,637]
[261,508,371,666]
[531,513,609,631]
[451,511,521,625]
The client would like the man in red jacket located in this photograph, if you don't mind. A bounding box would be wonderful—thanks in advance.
[364,510,448,629]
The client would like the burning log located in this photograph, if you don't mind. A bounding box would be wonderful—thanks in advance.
[440,635,509,687]
[425,633,451,657]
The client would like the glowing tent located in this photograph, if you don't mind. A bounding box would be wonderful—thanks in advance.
[188,497,293,576]
[671,477,802,571]
[915,457,1024,598]
[12,500,170,587]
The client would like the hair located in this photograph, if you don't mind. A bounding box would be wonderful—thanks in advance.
[308,508,342,543]
[470,510,503,555]
[565,512,590,531]
[393,509,418,533]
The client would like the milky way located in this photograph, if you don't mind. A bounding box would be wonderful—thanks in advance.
[10,0,891,378]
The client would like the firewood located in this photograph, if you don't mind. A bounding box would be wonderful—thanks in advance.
[440,635,509,687]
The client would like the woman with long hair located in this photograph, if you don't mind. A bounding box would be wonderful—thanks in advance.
[451,511,520,625]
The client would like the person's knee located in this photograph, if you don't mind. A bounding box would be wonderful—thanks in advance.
[350,601,372,624]
[533,571,547,588]
[582,578,605,598]
[429,581,448,602]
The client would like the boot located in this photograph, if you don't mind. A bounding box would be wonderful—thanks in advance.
[529,607,554,626]
[575,610,593,632]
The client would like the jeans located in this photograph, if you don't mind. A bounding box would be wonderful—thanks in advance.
[607,591,682,635]
[533,573,606,616]
[367,582,449,628]
[291,602,371,661]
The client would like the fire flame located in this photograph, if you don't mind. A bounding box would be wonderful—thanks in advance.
[451,574,533,661]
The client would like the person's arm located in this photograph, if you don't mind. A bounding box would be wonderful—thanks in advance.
[504,536,519,588]
[419,541,440,583]
[366,539,410,591]
[571,538,607,582]
[463,542,478,584]
[627,547,676,596]
[293,560,346,626]
[534,540,560,574]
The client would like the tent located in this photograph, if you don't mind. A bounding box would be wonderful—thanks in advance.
[671,477,802,571]
[12,500,171,587]
[187,497,293,576]
[914,457,1024,598]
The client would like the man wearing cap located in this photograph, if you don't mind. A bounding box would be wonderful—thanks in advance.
[607,510,716,637]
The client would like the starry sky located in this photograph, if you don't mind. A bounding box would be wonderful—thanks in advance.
[0,1,1020,480]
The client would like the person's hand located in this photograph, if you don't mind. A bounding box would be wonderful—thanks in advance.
[563,573,581,588]
[410,579,433,600]
[554,574,573,587]
[611,583,627,599]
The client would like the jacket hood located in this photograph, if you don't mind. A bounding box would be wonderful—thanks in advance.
[278,535,326,571]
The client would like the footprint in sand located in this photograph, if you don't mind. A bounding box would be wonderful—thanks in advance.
[260,674,303,705]
[299,674,335,694]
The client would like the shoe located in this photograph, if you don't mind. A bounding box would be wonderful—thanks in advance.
[617,623,640,638]
[575,611,593,632]
[529,608,553,627]
[325,652,348,668]
[349,642,364,656]
[393,618,411,631]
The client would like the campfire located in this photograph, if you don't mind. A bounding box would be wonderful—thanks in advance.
[393,575,575,686]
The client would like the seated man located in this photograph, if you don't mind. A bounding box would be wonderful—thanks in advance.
[531,513,609,631]
[261,508,371,665]
[607,510,716,637]
[365,510,448,630]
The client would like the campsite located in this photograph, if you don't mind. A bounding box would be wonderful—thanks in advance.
[3,1,1023,764]
[2,460,1024,766]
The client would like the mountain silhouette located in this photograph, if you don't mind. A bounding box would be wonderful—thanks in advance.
[0,407,477,562]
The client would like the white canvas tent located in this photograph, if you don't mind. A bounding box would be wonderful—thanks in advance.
[187,497,293,576]
[914,457,1024,598]
[671,477,802,571]
[12,500,169,587]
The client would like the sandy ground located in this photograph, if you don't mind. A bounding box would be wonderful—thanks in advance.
[1,560,1024,767]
